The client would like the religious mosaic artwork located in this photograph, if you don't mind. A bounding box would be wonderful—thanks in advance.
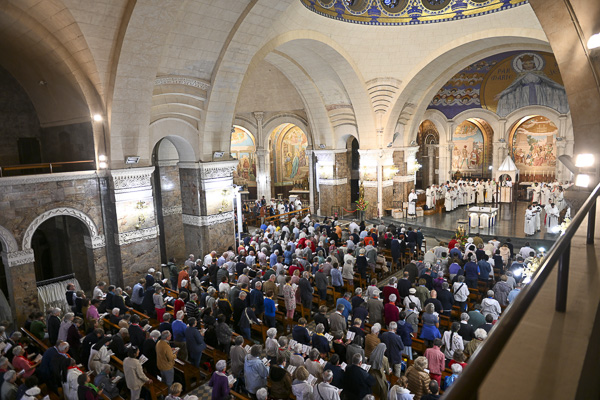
[452,121,484,172]
[303,0,528,26]
[230,126,257,188]
[281,127,308,182]
[428,51,568,119]
[510,116,557,173]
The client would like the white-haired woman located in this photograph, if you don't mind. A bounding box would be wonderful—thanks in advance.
[265,327,279,363]
[442,363,463,391]
[208,359,231,400]
[57,312,74,342]
[419,303,441,347]
[465,328,487,357]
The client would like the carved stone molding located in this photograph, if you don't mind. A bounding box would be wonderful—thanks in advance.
[156,160,179,167]
[182,212,234,227]
[382,180,394,187]
[84,235,106,249]
[393,175,416,183]
[198,161,238,180]
[362,181,379,188]
[3,249,35,267]
[23,207,100,250]
[162,206,183,216]
[110,167,155,190]
[313,149,347,164]
[0,226,18,253]
[0,171,100,187]
[155,76,210,91]
[319,178,348,186]
[116,226,159,246]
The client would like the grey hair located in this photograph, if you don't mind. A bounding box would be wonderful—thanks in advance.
[176,310,184,320]
[460,313,470,322]
[475,328,488,340]
[323,370,333,383]
[371,323,381,334]
[239,291,247,298]
[278,336,288,347]
[388,321,397,331]
[355,287,362,295]
[250,345,262,358]
[255,281,262,288]
[216,360,227,372]
[295,343,303,353]
[389,294,397,303]
[487,290,494,297]
[150,330,161,339]
[315,323,324,334]
[58,342,70,352]
[112,308,120,316]
[414,356,428,370]
[256,388,268,400]
[267,328,277,338]
[160,330,171,341]
[351,353,362,365]
[336,303,345,312]
[389,277,397,284]
[12,346,23,356]
[63,312,74,322]
[451,363,463,375]
[442,282,449,290]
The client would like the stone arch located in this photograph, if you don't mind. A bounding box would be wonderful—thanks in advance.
[22,208,101,251]
[0,226,18,254]
[385,28,551,146]
[263,114,313,149]
[150,120,198,163]
[453,109,502,142]
[504,106,567,141]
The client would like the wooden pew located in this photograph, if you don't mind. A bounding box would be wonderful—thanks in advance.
[110,355,169,400]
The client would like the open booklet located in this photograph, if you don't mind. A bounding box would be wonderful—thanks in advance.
[307,374,317,385]
[139,355,148,365]
[340,362,347,371]
[227,375,236,385]
[346,331,355,341]
[286,365,297,375]
[360,364,371,372]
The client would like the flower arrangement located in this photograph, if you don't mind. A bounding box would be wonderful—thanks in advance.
[355,198,369,211]
[558,217,571,236]
[454,227,469,247]
[522,253,545,284]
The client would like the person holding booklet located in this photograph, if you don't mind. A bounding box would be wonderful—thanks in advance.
[208,360,233,400]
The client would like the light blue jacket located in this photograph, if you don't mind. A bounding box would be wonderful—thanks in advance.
[244,355,269,394]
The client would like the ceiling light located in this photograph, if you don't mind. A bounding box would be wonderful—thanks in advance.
[576,174,590,188]
[98,154,107,162]
[575,154,594,168]
[98,162,108,169]
[588,33,600,50]
[93,114,103,122]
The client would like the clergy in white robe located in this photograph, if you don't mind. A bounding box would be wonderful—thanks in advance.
[534,204,542,231]
[531,183,541,203]
[547,204,560,231]
[524,205,536,236]
[408,190,418,216]
[540,185,550,205]
[445,191,453,212]
[426,187,435,209]
[555,188,565,211]
[452,189,458,209]
[484,181,493,203]
[476,183,485,204]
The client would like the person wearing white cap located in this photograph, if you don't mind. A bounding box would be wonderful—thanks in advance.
[21,385,41,400]
[1,370,17,400]
[403,288,422,312]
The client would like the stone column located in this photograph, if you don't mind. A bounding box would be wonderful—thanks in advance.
[555,140,567,181]
[427,145,435,186]
[83,235,108,284]
[306,149,315,214]
[255,148,272,201]
[179,161,238,258]
[156,161,185,263]
[1,250,37,326]
[358,150,381,220]
[314,150,350,217]
[110,167,160,286]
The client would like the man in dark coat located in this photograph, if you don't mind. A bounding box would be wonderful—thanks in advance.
[128,315,146,349]
[343,353,376,400]
[47,309,61,347]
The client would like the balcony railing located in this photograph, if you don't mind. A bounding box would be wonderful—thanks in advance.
[0,160,95,177]
[442,182,600,399]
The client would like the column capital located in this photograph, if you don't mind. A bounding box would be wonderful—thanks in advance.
[253,112,264,123]
[314,149,346,164]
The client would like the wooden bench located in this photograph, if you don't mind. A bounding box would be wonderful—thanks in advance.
[110,356,169,400]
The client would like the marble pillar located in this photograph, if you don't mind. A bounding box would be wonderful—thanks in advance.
[156,162,185,262]
[179,161,238,258]
[110,167,161,286]
[255,148,272,201]
[314,150,350,217]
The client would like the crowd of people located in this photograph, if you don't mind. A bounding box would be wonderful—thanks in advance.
[0,212,542,400]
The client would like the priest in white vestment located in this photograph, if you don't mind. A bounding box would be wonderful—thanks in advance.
[531,183,541,203]
[547,203,560,231]
[533,203,542,231]
[408,189,418,217]
[426,186,434,209]
[484,181,492,203]
[445,190,453,212]
[476,183,485,204]
[524,205,536,236]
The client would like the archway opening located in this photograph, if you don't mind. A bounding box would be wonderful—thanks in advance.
[152,137,189,264]
[416,120,440,188]
[230,126,257,199]
[269,123,310,201]
[452,118,493,180]
[509,115,558,183]
[31,216,95,292]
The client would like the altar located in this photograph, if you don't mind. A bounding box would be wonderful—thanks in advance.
[468,206,498,229]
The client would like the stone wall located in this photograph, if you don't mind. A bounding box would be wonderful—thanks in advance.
[40,122,95,164]
[0,65,40,166]
[120,239,161,285]
[157,164,185,262]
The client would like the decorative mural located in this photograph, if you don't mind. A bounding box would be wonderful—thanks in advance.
[428,51,569,119]
[452,121,484,172]
[271,124,310,189]
[231,126,257,188]
[301,0,528,26]
[510,116,557,174]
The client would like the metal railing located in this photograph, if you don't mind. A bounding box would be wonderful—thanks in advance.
[442,182,600,400]
[0,160,95,177]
